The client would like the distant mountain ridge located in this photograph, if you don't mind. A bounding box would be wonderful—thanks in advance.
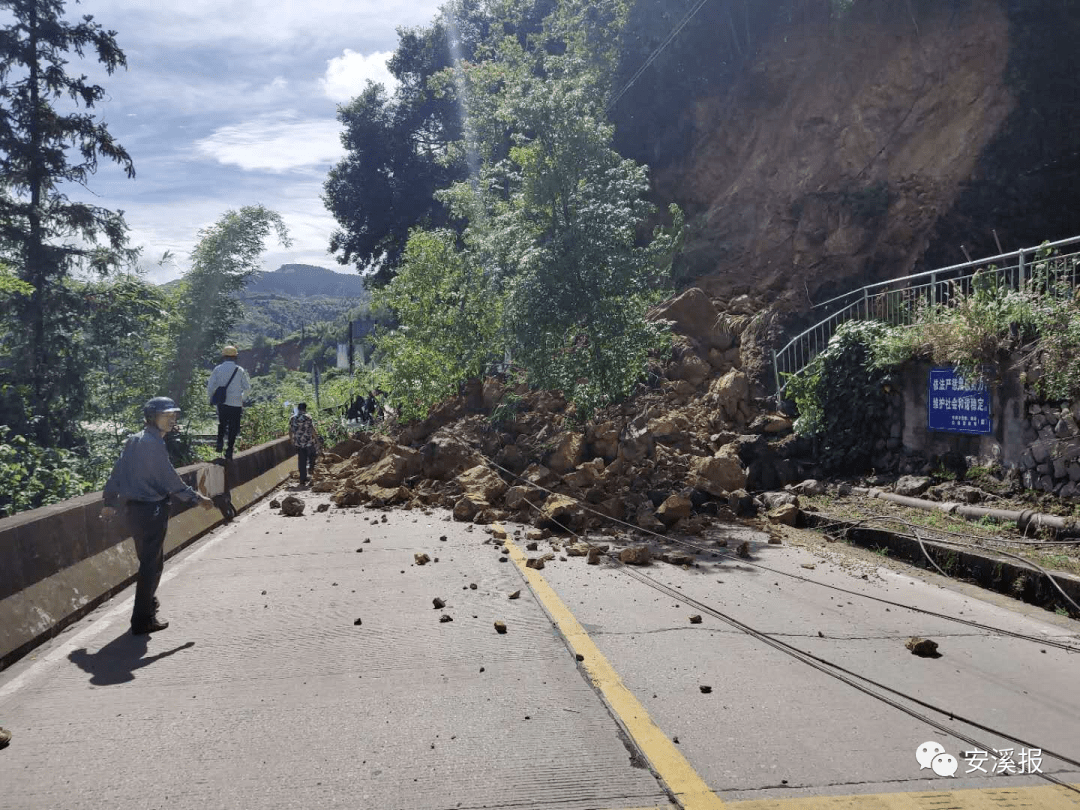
[158,263,368,299]
[243,264,367,298]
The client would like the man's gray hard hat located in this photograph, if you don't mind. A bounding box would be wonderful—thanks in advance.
[143,396,181,421]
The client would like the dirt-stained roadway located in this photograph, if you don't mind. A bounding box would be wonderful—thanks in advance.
[1,486,1078,810]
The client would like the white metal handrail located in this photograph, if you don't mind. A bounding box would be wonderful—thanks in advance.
[772,235,1080,394]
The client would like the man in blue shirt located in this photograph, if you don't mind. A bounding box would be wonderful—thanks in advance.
[101,397,215,635]
[206,345,252,460]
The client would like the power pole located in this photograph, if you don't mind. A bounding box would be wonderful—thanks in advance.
[348,320,354,374]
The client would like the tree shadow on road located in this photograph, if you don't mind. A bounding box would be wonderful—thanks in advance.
[67,633,195,686]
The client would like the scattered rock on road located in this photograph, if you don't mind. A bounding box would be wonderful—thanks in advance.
[494,621,507,634]
[905,636,941,657]
[432,597,446,609]
[619,545,652,565]
[280,496,305,517]
[415,553,430,565]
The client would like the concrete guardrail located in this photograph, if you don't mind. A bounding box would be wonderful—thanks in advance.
[0,436,299,671]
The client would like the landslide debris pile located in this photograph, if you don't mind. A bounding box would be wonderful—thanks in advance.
[310,289,812,534]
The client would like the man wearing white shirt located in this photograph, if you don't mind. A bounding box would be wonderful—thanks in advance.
[206,345,252,460]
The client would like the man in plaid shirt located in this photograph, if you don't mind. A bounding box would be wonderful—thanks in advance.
[288,402,320,487]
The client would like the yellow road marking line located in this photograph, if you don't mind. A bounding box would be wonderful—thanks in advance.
[497,526,1080,810]
[725,782,1080,808]
[498,526,726,810]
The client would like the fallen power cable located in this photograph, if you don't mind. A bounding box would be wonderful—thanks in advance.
[488,459,1080,795]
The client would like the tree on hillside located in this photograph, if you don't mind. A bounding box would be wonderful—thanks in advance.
[81,275,172,443]
[375,0,681,419]
[324,0,561,286]
[0,0,137,446]
[163,205,291,412]
[372,228,502,421]
[446,0,681,415]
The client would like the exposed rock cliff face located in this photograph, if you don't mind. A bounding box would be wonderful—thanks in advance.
[656,1,1014,312]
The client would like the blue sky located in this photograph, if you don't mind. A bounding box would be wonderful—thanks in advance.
[54,0,444,283]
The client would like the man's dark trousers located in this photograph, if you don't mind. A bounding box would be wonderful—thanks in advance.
[216,404,243,458]
[297,445,316,484]
[126,499,169,628]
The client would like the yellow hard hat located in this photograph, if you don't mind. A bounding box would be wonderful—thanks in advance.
[222,345,238,357]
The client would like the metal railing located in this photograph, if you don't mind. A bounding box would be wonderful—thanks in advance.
[772,234,1080,394]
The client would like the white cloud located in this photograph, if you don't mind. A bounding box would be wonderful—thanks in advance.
[321,49,398,103]
[194,113,343,172]
[90,0,439,50]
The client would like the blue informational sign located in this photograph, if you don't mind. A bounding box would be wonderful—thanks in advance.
[927,368,991,434]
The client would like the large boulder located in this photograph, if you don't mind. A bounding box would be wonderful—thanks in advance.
[397,397,465,445]
[521,464,559,488]
[332,486,367,507]
[894,475,932,497]
[647,288,734,351]
[453,495,484,521]
[547,432,586,473]
[331,434,396,475]
[495,444,527,474]
[366,485,412,506]
[539,494,586,531]
[280,495,305,516]
[456,464,508,504]
[635,505,666,533]
[689,449,747,496]
[671,351,712,387]
[503,486,532,510]
[349,452,412,488]
[563,458,605,489]
[657,494,693,525]
[648,415,690,444]
[587,421,620,461]
[420,433,483,480]
[707,370,750,422]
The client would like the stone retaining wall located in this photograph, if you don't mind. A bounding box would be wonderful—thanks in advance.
[0,437,296,670]
[888,356,1080,498]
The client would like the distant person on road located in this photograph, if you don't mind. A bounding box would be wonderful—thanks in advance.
[100,397,215,635]
[206,345,251,460]
[288,402,321,487]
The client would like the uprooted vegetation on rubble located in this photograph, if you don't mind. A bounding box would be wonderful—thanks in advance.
[304,288,802,537]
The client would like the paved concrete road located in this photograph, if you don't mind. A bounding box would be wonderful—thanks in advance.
[1,487,1078,810]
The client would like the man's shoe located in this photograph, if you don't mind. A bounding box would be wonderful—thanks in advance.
[131,616,169,635]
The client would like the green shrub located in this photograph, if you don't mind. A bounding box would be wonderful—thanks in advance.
[786,320,896,472]
[0,426,93,517]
